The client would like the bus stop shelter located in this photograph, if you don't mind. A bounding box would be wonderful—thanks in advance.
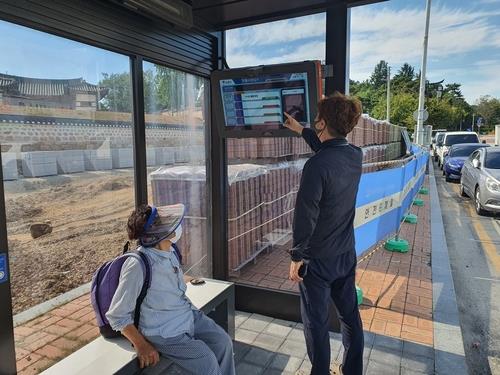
[0,1,385,373]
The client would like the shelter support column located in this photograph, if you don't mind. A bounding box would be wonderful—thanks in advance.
[210,31,229,280]
[131,56,148,207]
[0,153,16,375]
[325,3,351,95]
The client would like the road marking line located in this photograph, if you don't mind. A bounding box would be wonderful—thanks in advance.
[473,277,500,283]
[467,205,500,275]
[467,238,500,245]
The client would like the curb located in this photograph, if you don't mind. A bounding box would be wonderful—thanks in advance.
[429,162,467,374]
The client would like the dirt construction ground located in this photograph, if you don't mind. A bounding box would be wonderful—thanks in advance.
[5,170,137,314]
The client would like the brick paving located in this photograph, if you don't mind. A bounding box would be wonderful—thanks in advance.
[13,296,99,374]
[357,179,432,346]
[12,178,432,373]
[233,177,433,347]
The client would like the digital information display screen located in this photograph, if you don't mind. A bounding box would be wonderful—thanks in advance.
[220,73,310,128]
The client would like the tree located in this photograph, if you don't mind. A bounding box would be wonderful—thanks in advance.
[392,63,417,93]
[427,97,465,131]
[350,80,379,115]
[370,60,389,89]
[351,61,478,131]
[475,96,500,132]
[443,83,464,100]
[372,92,418,131]
[397,63,415,80]
[99,66,180,114]
[98,72,132,112]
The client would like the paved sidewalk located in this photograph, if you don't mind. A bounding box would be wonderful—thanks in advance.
[356,177,433,346]
[13,296,98,374]
[233,312,434,375]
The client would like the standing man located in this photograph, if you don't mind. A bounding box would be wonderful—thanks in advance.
[284,93,364,375]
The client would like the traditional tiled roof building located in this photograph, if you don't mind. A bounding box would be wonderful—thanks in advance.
[0,73,108,111]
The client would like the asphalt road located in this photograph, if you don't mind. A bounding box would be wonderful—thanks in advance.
[434,161,500,375]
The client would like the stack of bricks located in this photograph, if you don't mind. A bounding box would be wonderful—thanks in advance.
[227,137,311,159]
[150,162,304,272]
[150,166,208,269]
[227,162,303,271]
[347,115,404,150]
[227,115,403,161]
[151,113,405,273]
[227,165,264,271]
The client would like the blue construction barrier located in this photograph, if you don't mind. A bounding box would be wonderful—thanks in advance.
[354,148,429,256]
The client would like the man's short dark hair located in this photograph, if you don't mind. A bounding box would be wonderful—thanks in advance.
[317,92,362,137]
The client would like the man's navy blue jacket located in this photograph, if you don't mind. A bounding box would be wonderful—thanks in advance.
[290,128,363,262]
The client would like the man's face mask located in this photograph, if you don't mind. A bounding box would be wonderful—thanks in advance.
[314,117,326,139]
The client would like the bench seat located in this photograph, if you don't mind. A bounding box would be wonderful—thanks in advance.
[41,279,235,375]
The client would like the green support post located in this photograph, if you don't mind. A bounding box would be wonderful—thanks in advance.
[413,198,424,206]
[403,214,418,224]
[356,285,363,306]
[385,237,409,253]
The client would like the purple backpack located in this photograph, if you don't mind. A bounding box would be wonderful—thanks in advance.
[90,242,152,338]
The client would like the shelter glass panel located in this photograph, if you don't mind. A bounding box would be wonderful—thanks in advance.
[226,137,313,291]
[144,61,211,277]
[0,19,134,367]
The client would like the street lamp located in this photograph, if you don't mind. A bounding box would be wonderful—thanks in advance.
[416,0,433,145]
[386,65,391,122]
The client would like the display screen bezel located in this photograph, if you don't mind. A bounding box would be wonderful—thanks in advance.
[211,61,321,138]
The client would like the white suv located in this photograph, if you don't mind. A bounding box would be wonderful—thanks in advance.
[438,131,480,168]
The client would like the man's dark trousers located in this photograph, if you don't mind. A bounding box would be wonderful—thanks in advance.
[299,250,364,375]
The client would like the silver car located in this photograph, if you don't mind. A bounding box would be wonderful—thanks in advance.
[460,147,500,215]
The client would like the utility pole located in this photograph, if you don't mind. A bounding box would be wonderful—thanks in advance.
[386,65,391,123]
[472,113,475,133]
[416,0,432,145]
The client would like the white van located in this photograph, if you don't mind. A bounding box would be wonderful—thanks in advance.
[437,131,480,168]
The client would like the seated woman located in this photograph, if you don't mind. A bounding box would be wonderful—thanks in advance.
[106,204,235,375]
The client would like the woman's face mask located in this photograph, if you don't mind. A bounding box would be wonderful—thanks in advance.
[170,225,183,244]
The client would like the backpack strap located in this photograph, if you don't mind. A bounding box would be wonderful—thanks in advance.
[172,243,183,265]
[132,250,151,329]
[122,241,130,254]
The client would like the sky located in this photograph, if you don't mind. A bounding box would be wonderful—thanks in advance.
[226,0,500,104]
[0,20,130,84]
[0,0,499,104]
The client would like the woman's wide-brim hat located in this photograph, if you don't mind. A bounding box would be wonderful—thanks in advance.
[140,203,185,247]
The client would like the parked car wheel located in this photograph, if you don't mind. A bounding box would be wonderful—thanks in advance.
[445,173,452,182]
[460,182,468,197]
[475,187,487,216]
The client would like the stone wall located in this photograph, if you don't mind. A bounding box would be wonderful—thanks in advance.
[0,121,204,152]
